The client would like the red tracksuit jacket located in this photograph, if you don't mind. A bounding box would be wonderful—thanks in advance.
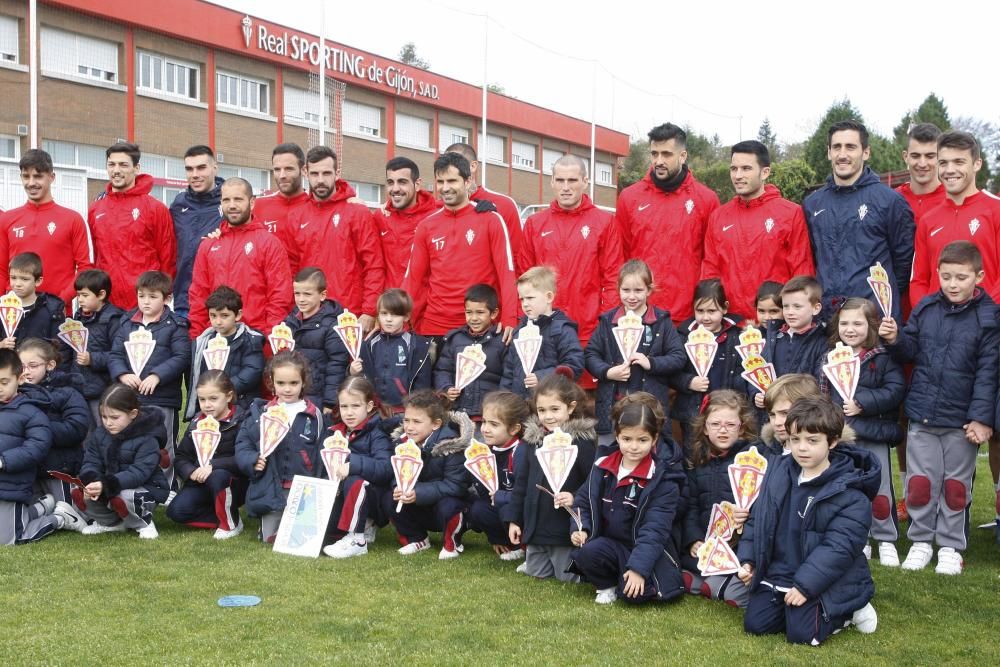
[88,174,176,311]
[615,170,720,322]
[375,190,441,289]
[291,180,385,317]
[253,190,309,272]
[403,202,518,335]
[470,184,525,275]
[896,182,947,224]
[910,190,1000,305]
[519,195,623,344]
[0,200,94,307]
[187,217,293,338]
[701,184,815,320]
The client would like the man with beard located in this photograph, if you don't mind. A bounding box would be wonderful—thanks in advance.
[375,157,440,289]
[186,178,292,338]
[254,143,310,271]
[614,123,720,323]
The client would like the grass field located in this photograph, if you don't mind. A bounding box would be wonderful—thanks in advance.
[1,457,998,666]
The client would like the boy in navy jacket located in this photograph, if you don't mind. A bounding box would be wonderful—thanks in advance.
[879,240,1000,575]
[107,271,191,490]
[186,286,264,419]
[435,283,507,419]
[72,269,124,418]
[0,252,64,350]
[501,266,584,399]
[738,397,878,645]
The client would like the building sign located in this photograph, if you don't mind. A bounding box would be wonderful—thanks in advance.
[241,15,439,100]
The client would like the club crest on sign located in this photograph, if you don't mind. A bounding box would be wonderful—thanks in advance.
[131,208,140,221]
[685,199,694,215]
[466,229,475,245]
[858,204,868,221]
[970,218,980,235]
[764,218,774,233]
[581,225,590,239]
[241,16,253,47]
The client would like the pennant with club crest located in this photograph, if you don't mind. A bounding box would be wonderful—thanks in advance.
[391,440,424,512]
[124,329,156,376]
[464,440,500,497]
[259,403,291,459]
[729,446,768,513]
[455,343,488,391]
[740,353,776,394]
[697,535,741,576]
[612,311,644,362]
[191,415,222,468]
[0,291,24,339]
[334,310,363,361]
[684,325,718,378]
[822,341,861,404]
[320,430,351,480]
[867,262,893,318]
[705,501,737,542]
[268,322,295,354]
[535,428,578,495]
[513,320,543,376]
[202,334,231,371]
[57,318,89,355]
[735,324,765,362]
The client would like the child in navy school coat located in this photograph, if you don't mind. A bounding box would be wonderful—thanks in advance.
[72,269,125,417]
[0,252,64,350]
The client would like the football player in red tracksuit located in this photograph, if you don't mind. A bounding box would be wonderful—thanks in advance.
[909,131,1000,305]
[444,142,525,274]
[519,155,623,352]
[403,152,519,337]
[897,123,947,228]
[0,149,93,309]
[87,142,175,312]
[253,143,311,271]
[615,123,720,323]
[187,179,293,339]
[376,157,441,289]
[292,146,385,333]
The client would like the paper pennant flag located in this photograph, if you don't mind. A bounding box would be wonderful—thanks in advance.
[705,501,737,542]
[334,310,363,361]
[822,341,861,403]
[0,291,24,339]
[612,311,644,362]
[57,318,89,355]
[391,441,424,512]
[124,329,156,376]
[513,320,543,376]
[259,404,291,459]
[268,322,295,354]
[735,324,765,362]
[191,415,222,468]
[535,428,578,495]
[455,343,488,391]
[697,535,741,577]
[684,325,718,378]
[867,262,893,318]
[729,446,768,511]
[202,334,231,371]
[464,440,499,495]
[320,431,351,480]
[47,470,87,490]
[740,353,776,394]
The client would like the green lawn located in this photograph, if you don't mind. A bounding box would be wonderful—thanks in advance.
[1,457,998,666]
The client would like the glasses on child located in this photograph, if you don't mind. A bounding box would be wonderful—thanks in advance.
[23,361,47,371]
[706,421,739,432]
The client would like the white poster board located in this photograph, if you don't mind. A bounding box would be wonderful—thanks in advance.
[272,475,340,558]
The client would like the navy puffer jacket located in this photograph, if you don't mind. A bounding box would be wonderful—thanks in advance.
[0,393,51,503]
[682,440,755,549]
[175,406,246,481]
[78,407,169,502]
[388,411,474,504]
[500,310,584,399]
[284,300,349,409]
[22,371,91,476]
[73,303,125,399]
[333,414,393,485]
[434,325,507,417]
[671,316,747,425]
[108,309,191,409]
[820,346,905,445]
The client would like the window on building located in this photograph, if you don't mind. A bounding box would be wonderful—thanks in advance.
[348,181,381,205]
[342,100,381,138]
[137,51,198,100]
[542,148,564,175]
[511,141,537,170]
[283,86,331,126]
[217,165,269,193]
[596,161,614,186]
[141,154,186,181]
[438,124,469,152]
[396,113,431,149]
[0,135,16,160]
[41,26,119,83]
[42,140,107,175]
[150,185,185,206]
[216,70,269,115]
[479,133,505,164]
[0,15,18,63]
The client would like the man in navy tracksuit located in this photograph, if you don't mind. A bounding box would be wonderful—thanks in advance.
[803,119,914,320]
[170,145,223,319]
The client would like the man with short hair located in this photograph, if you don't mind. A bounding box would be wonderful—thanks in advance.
[614,123,721,323]
[375,157,440,289]
[403,152,518,338]
[291,146,384,333]
[897,123,947,223]
[803,120,914,319]
[701,140,814,319]
[187,178,292,338]
[170,145,223,319]
[88,142,176,311]
[253,143,309,270]
[0,149,93,307]
[519,154,622,348]
[445,142,524,273]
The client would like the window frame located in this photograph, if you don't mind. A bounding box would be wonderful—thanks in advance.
[136,49,200,101]
[216,69,270,116]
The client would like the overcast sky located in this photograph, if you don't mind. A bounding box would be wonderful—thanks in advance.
[214,0,1000,147]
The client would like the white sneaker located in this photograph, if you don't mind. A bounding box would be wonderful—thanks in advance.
[901,542,934,571]
[594,587,617,604]
[323,534,369,558]
[862,543,872,560]
[137,522,159,539]
[499,548,525,561]
[213,519,244,540]
[877,542,900,567]
[438,544,464,560]
[81,521,126,535]
[934,547,963,575]
[53,501,89,532]
[38,494,57,514]
[515,562,528,575]
[363,519,378,544]
[851,602,878,633]
[398,538,430,555]
[164,490,177,507]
